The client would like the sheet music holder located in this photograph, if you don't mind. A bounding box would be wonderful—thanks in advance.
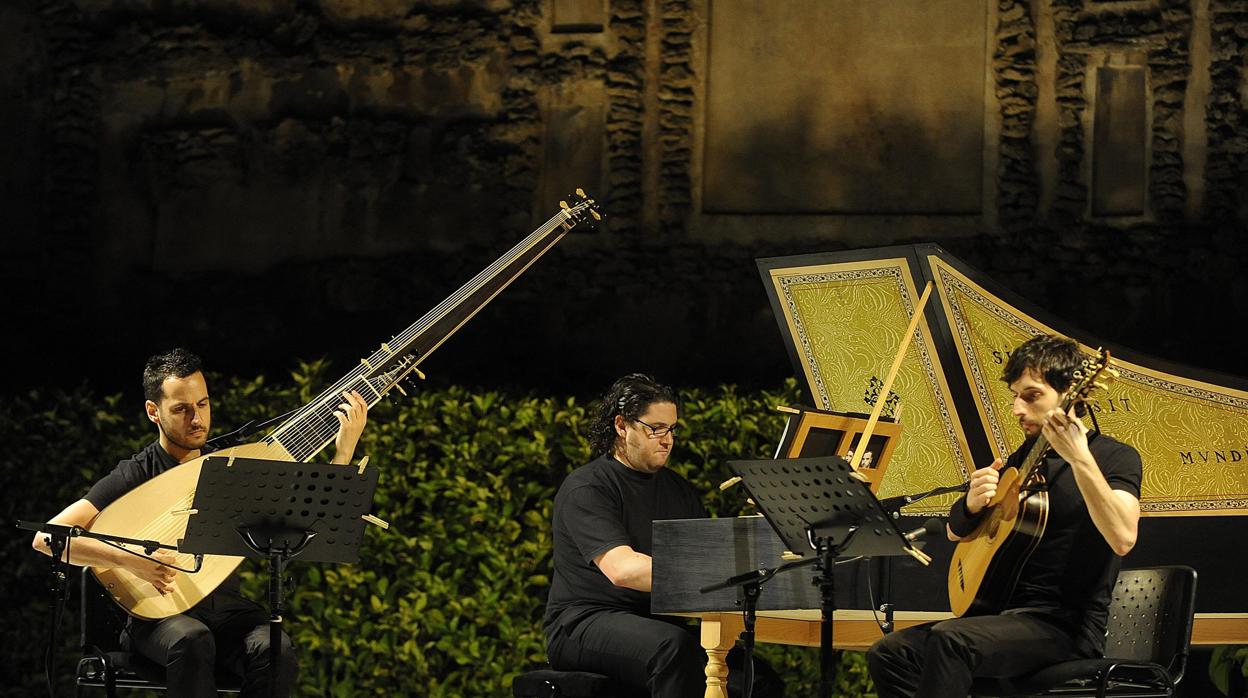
[728,455,926,698]
[180,456,382,698]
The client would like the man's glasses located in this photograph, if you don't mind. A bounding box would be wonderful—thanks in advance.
[633,418,678,438]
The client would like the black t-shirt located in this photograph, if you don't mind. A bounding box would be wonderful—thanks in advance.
[543,454,708,637]
[996,432,1142,655]
[85,440,242,598]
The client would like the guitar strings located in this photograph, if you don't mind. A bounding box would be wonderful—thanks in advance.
[271,206,577,461]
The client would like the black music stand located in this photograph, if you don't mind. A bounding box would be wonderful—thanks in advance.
[728,455,924,698]
[179,456,381,698]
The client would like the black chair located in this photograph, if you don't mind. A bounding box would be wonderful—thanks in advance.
[512,668,617,697]
[970,565,1197,698]
[76,571,240,696]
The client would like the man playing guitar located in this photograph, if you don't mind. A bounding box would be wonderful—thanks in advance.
[31,348,369,697]
[867,334,1142,697]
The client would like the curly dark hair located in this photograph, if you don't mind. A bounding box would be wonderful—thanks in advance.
[587,373,680,455]
[142,348,204,402]
[1001,334,1083,392]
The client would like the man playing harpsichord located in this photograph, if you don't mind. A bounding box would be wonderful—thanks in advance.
[543,373,782,698]
[31,348,369,697]
[543,374,708,697]
[867,335,1142,697]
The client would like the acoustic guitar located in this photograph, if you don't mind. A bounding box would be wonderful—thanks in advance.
[947,347,1115,617]
[89,191,601,619]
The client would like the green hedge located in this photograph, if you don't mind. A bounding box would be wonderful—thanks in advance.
[1,362,877,697]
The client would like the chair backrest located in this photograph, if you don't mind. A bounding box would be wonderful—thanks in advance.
[1103,566,1197,680]
[81,569,129,653]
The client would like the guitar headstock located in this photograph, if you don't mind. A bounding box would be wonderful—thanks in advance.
[366,353,424,398]
[1065,347,1117,415]
[559,188,603,229]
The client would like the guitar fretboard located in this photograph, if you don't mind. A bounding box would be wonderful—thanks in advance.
[260,197,597,463]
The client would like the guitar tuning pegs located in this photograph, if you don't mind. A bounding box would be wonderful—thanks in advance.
[560,200,569,210]
[590,209,601,221]
[575,187,586,197]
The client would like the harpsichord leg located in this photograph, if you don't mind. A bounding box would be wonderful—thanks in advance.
[700,613,744,698]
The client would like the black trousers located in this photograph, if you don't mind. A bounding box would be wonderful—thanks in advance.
[548,610,706,698]
[127,591,297,698]
[547,610,784,698]
[867,611,1086,698]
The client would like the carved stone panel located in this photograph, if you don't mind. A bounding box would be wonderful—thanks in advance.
[1091,66,1148,217]
[702,0,988,214]
[538,83,606,222]
[552,0,606,33]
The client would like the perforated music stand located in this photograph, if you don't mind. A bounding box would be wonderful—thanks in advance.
[180,456,381,698]
[728,455,922,698]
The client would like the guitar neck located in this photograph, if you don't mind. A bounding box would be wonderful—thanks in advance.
[264,203,590,463]
[1016,385,1086,482]
[1018,433,1050,483]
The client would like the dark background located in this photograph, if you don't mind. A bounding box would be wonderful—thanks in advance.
[1,4,1245,694]
[2,0,1246,404]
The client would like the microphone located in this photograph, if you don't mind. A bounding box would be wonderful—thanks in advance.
[903,518,945,543]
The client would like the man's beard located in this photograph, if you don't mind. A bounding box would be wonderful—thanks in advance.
[162,425,207,452]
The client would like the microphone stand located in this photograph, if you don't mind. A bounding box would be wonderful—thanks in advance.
[872,483,966,637]
[700,556,823,698]
[878,481,969,520]
[15,520,199,698]
[15,521,195,562]
[206,406,301,450]
[35,524,72,698]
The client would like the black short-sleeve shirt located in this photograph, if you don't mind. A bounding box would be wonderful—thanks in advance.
[86,440,187,511]
[543,454,708,637]
[85,440,242,597]
[991,432,1142,655]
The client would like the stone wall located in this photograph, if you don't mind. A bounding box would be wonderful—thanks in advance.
[2,0,1246,396]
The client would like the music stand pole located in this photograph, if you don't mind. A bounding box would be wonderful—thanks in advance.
[235,531,314,698]
[726,456,931,698]
[179,455,382,698]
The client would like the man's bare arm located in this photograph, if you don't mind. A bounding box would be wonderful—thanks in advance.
[31,499,178,594]
[594,545,652,592]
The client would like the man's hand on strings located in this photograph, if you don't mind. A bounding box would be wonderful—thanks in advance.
[965,458,1004,514]
[331,390,369,465]
[1041,406,1091,466]
[133,551,179,595]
